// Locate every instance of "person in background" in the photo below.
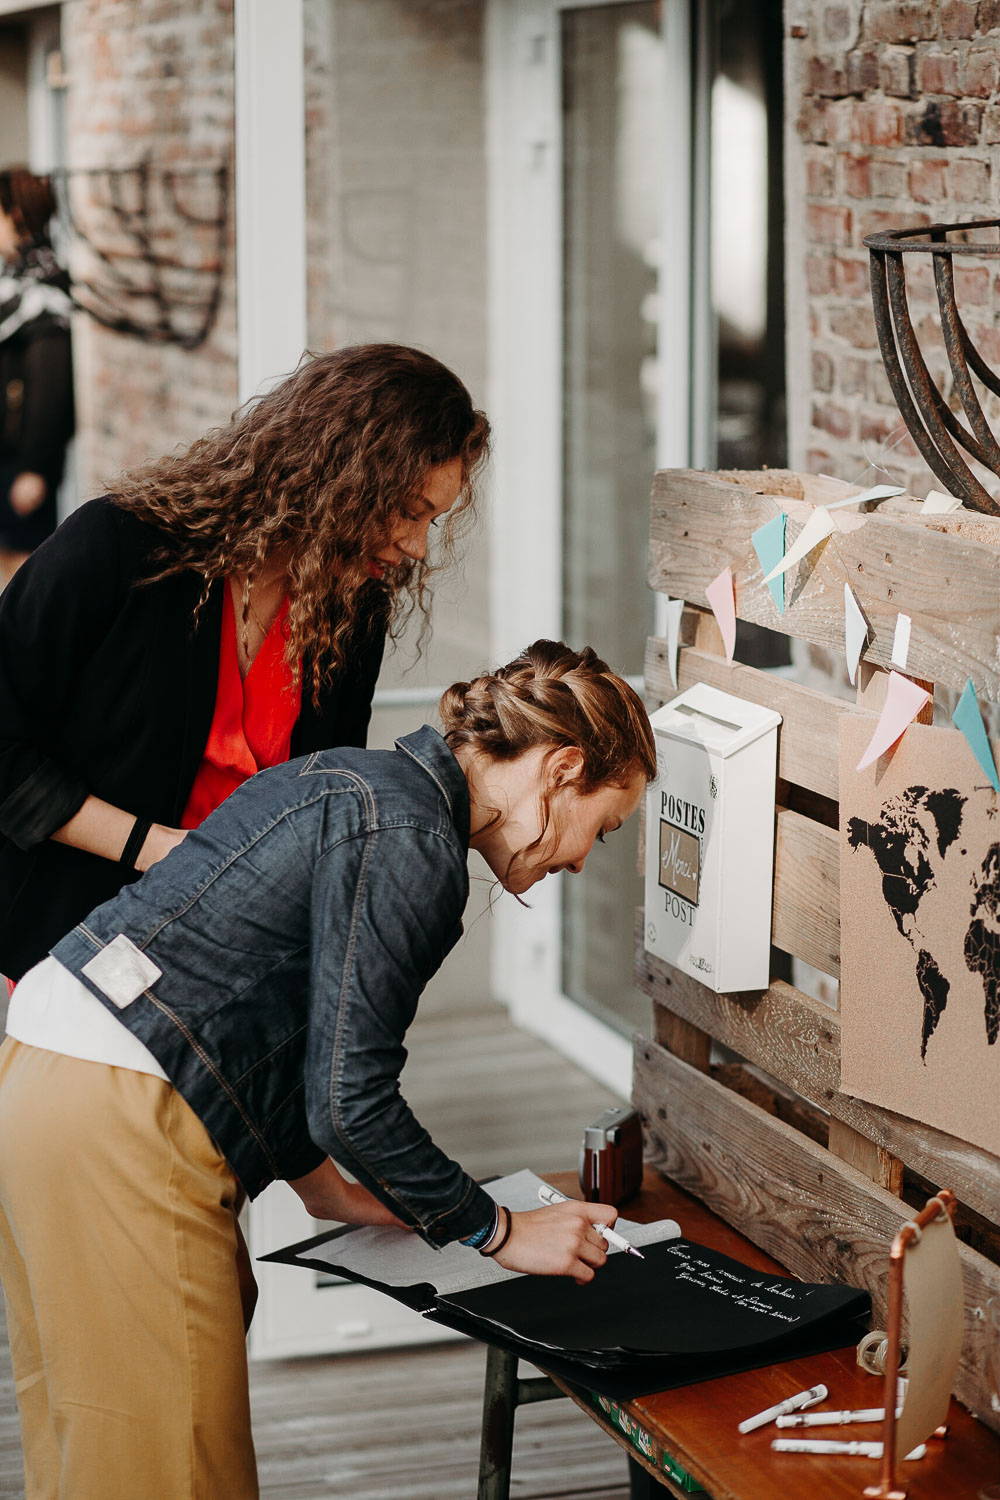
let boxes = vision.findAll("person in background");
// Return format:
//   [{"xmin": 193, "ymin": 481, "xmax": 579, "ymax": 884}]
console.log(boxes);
[
  {"xmin": 0, "ymin": 168, "xmax": 74, "ymax": 589},
  {"xmin": 0, "ymin": 639, "xmax": 655, "ymax": 1500}
]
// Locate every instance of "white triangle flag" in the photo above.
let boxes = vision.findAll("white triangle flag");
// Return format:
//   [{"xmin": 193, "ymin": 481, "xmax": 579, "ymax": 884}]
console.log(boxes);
[
  {"xmin": 824, "ymin": 483, "xmax": 905, "ymax": 511},
  {"xmin": 891, "ymin": 613, "xmax": 912, "ymax": 670},
  {"xmin": 844, "ymin": 583, "xmax": 868, "ymax": 686},
  {"xmin": 761, "ymin": 507, "xmax": 835, "ymax": 584},
  {"xmin": 665, "ymin": 598, "xmax": 685, "ymax": 689},
  {"xmin": 922, "ymin": 488, "xmax": 962, "ymax": 514}
]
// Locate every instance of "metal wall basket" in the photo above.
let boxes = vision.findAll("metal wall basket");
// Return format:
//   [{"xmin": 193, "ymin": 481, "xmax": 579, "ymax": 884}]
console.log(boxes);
[{"xmin": 864, "ymin": 218, "xmax": 1000, "ymax": 516}]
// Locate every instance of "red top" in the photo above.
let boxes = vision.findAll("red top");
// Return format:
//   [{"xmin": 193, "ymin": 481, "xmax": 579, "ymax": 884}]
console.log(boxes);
[{"xmin": 181, "ymin": 589, "xmax": 302, "ymax": 830}]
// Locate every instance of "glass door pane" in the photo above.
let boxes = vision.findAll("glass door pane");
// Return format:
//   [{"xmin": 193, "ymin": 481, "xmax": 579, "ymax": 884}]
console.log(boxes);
[{"xmin": 560, "ymin": 1, "xmax": 663, "ymax": 1036}]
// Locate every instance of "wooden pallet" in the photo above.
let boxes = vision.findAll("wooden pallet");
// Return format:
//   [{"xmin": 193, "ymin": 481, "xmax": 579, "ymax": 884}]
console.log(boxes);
[{"xmin": 632, "ymin": 468, "xmax": 1000, "ymax": 1435}]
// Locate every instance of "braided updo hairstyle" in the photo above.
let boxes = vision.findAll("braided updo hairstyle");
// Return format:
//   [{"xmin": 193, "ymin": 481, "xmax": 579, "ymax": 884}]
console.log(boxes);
[{"xmin": 439, "ymin": 640, "xmax": 656, "ymax": 806}]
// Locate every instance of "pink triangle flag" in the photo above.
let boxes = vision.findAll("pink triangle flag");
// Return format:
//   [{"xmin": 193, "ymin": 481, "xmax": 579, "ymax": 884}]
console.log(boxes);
[
  {"xmin": 855, "ymin": 671, "xmax": 931, "ymax": 772},
  {"xmin": 705, "ymin": 567, "xmax": 736, "ymax": 663}
]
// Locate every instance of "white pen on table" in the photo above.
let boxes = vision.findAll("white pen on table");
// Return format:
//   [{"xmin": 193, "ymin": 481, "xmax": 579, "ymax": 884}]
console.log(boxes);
[
  {"xmin": 775, "ymin": 1406, "xmax": 902, "ymax": 1428},
  {"xmin": 737, "ymin": 1384, "xmax": 828, "ymax": 1434},
  {"xmin": 536, "ymin": 1184, "xmax": 644, "ymax": 1259},
  {"xmin": 771, "ymin": 1438, "xmax": 926, "ymax": 1460}
]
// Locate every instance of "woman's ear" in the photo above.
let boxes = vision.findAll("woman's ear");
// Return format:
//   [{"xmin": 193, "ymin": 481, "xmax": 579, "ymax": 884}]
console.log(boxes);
[{"xmin": 548, "ymin": 745, "xmax": 584, "ymax": 787}]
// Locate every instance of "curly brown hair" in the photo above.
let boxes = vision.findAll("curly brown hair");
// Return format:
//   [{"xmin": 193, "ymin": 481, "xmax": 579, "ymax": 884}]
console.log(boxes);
[{"xmin": 111, "ymin": 344, "xmax": 490, "ymax": 702}]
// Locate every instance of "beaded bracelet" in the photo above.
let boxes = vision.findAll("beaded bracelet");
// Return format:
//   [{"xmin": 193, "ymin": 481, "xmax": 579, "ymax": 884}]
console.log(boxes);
[{"xmin": 480, "ymin": 1204, "xmax": 513, "ymax": 1258}]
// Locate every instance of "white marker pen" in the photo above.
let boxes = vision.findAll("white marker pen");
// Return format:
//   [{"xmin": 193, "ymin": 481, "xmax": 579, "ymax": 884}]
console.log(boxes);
[
  {"xmin": 537, "ymin": 1184, "xmax": 645, "ymax": 1260},
  {"xmin": 738, "ymin": 1384, "xmax": 828, "ymax": 1434},
  {"xmin": 771, "ymin": 1438, "xmax": 926, "ymax": 1459},
  {"xmin": 776, "ymin": 1407, "xmax": 902, "ymax": 1428}
]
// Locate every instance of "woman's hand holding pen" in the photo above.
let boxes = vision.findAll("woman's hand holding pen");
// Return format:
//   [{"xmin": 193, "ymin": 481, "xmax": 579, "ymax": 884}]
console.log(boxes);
[{"xmin": 492, "ymin": 1200, "xmax": 617, "ymax": 1283}]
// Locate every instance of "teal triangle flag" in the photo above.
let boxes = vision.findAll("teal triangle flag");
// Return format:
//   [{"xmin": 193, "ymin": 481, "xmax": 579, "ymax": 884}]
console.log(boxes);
[
  {"xmin": 952, "ymin": 678, "xmax": 1000, "ymax": 793},
  {"xmin": 752, "ymin": 513, "xmax": 787, "ymax": 614}
]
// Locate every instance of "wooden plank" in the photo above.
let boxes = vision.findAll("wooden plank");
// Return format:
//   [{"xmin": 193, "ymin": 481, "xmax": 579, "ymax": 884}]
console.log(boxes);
[
  {"xmin": 648, "ymin": 469, "xmax": 1000, "ymax": 698},
  {"xmin": 634, "ymin": 928, "xmax": 1000, "ymax": 1228},
  {"xmin": 655, "ymin": 1012, "xmax": 711, "ymax": 1073},
  {"xmin": 828, "ymin": 1117, "xmax": 904, "ymax": 1196},
  {"xmin": 633, "ymin": 1036, "xmax": 1000, "ymax": 1427},
  {"xmin": 646, "ymin": 634, "xmax": 854, "ymax": 802},
  {"xmin": 772, "ymin": 807, "xmax": 840, "ymax": 978}
]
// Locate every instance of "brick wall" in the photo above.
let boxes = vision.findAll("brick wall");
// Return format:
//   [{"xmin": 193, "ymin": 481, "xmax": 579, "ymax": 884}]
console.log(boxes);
[
  {"xmin": 785, "ymin": 0, "xmax": 1000, "ymax": 502},
  {"xmin": 61, "ymin": 0, "xmax": 237, "ymax": 498}
]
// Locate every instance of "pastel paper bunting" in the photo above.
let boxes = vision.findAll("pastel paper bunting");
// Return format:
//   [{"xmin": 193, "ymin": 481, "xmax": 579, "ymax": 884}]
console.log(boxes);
[
  {"xmin": 761, "ymin": 507, "xmax": 835, "ymax": 584},
  {"xmin": 752, "ymin": 513, "xmax": 787, "ymax": 614},
  {"xmin": 664, "ymin": 597, "xmax": 685, "ymax": 689},
  {"xmin": 705, "ymin": 567, "xmax": 736, "ymax": 663},
  {"xmin": 824, "ymin": 483, "xmax": 906, "ymax": 511},
  {"xmin": 844, "ymin": 583, "xmax": 868, "ymax": 686},
  {"xmin": 922, "ymin": 488, "xmax": 963, "ymax": 515},
  {"xmin": 891, "ymin": 613, "xmax": 912, "ymax": 670},
  {"xmin": 952, "ymin": 678, "xmax": 1000, "ymax": 793},
  {"xmin": 855, "ymin": 672, "xmax": 931, "ymax": 772}
]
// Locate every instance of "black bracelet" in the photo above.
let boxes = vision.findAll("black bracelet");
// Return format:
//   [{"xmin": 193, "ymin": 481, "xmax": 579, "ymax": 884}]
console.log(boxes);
[
  {"xmin": 480, "ymin": 1204, "xmax": 513, "ymax": 1258},
  {"xmin": 120, "ymin": 816, "xmax": 153, "ymax": 871}
]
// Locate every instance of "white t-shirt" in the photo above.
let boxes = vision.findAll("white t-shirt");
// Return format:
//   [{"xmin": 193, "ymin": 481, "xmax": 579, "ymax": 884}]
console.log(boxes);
[{"xmin": 6, "ymin": 955, "xmax": 168, "ymax": 1081}]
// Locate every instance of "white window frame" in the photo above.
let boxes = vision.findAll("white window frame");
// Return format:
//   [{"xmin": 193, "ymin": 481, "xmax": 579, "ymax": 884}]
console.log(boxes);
[{"xmin": 485, "ymin": 0, "xmax": 700, "ymax": 1097}]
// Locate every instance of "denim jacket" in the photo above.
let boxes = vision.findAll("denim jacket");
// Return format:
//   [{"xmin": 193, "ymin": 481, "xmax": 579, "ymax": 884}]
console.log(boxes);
[{"xmin": 52, "ymin": 726, "xmax": 496, "ymax": 1247}]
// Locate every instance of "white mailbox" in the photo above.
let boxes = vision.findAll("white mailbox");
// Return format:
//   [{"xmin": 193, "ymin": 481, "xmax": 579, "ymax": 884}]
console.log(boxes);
[{"xmin": 644, "ymin": 682, "xmax": 781, "ymax": 993}]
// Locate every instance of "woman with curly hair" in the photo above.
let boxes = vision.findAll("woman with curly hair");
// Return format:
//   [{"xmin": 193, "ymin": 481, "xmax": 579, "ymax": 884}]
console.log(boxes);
[{"xmin": 0, "ymin": 342, "xmax": 489, "ymax": 985}]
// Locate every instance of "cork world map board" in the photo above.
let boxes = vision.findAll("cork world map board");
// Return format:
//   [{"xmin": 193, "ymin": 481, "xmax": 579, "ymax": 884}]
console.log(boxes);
[{"xmin": 839, "ymin": 718, "xmax": 1000, "ymax": 1156}]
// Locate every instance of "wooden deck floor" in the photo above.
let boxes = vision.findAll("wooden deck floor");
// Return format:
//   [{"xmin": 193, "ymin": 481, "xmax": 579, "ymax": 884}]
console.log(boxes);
[{"xmin": 0, "ymin": 1003, "xmax": 635, "ymax": 1499}]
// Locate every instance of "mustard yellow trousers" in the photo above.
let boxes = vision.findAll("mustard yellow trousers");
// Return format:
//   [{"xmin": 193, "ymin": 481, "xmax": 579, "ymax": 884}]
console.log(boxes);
[{"xmin": 0, "ymin": 1037, "xmax": 258, "ymax": 1499}]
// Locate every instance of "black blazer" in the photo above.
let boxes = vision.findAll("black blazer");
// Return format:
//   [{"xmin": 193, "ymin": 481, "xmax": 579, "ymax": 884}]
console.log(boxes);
[{"xmin": 0, "ymin": 497, "xmax": 386, "ymax": 979}]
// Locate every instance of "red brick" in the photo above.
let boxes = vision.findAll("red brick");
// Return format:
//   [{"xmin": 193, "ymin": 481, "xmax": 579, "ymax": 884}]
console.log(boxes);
[
  {"xmin": 870, "ymin": 159, "xmax": 907, "ymax": 196},
  {"xmin": 809, "ymin": 55, "xmax": 848, "ymax": 95},
  {"xmin": 829, "ymin": 306, "xmax": 879, "ymax": 348},
  {"xmin": 970, "ymin": 324, "xmax": 1000, "ymax": 366},
  {"xmin": 978, "ymin": 0, "xmax": 1000, "ymax": 31},
  {"xmin": 940, "ymin": 0, "xmax": 978, "ymax": 34},
  {"xmin": 807, "ymin": 202, "xmax": 852, "ymax": 245},
  {"xmin": 835, "ymin": 256, "xmax": 871, "ymax": 297},
  {"xmin": 859, "ymin": 409, "xmax": 901, "ymax": 445},
  {"xmin": 813, "ymin": 350, "xmax": 835, "ymax": 392},
  {"xmin": 846, "ymin": 49, "xmax": 881, "ymax": 94},
  {"xmin": 850, "ymin": 100, "xmax": 903, "ymax": 145},
  {"xmin": 865, "ymin": 3, "xmax": 938, "ymax": 43},
  {"xmin": 985, "ymin": 104, "xmax": 1000, "ymax": 143},
  {"xmin": 824, "ymin": 5, "xmax": 852, "ymax": 41},
  {"xmin": 905, "ymin": 100, "xmax": 983, "ymax": 146},
  {"xmin": 838, "ymin": 356, "xmax": 870, "ymax": 396},
  {"xmin": 951, "ymin": 156, "xmax": 991, "ymax": 203},
  {"xmin": 909, "ymin": 157, "xmax": 949, "ymax": 202},
  {"xmin": 858, "ymin": 207, "xmax": 930, "ymax": 241},
  {"xmin": 954, "ymin": 266, "xmax": 991, "ymax": 304},
  {"xmin": 807, "ymin": 254, "xmax": 837, "ymax": 295},
  {"xmin": 807, "ymin": 447, "xmax": 834, "ymax": 474},
  {"xmin": 807, "ymin": 155, "xmax": 836, "ymax": 196},
  {"xmin": 813, "ymin": 401, "xmax": 853, "ymax": 440},
  {"xmin": 842, "ymin": 153, "xmax": 871, "ymax": 197},
  {"xmin": 920, "ymin": 49, "xmax": 962, "ymax": 95},
  {"xmin": 880, "ymin": 45, "xmax": 916, "ymax": 97},
  {"xmin": 962, "ymin": 48, "xmax": 1000, "ymax": 98}
]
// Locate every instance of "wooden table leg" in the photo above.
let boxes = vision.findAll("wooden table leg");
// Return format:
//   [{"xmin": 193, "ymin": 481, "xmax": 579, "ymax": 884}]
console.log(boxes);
[{"xmin": 478, "ymin": 1345, "xmax": 519, "ymax": 1500}]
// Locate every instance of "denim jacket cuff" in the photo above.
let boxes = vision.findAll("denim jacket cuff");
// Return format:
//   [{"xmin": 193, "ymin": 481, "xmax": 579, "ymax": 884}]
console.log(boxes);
[{"xmin": 419, "ymin": 1180, "xmax": 498, "ymax": 1248}]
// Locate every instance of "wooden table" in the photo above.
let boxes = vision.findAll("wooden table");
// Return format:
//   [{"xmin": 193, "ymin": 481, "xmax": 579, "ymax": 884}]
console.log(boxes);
[{"xmin": 476, "ymin": 1167, "xmax": 1000, "ymax": 1500}]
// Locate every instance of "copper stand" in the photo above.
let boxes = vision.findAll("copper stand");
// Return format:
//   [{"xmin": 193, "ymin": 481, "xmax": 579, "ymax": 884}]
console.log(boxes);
[{"xmin": 863, "ymin": 1189, "xmax": 956, "ymax": 1500}]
